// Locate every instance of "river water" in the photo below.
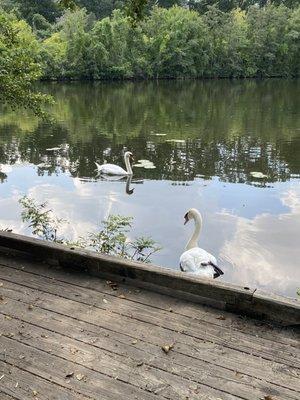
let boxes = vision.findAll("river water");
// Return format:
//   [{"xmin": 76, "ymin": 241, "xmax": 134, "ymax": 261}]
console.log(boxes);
[{"xmin": 0, "ymin": 80, "xmax": 299, "ymax": 298}]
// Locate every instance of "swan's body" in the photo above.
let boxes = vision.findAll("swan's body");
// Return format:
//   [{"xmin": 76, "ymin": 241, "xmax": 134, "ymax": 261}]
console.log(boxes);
[
  {"xmin": 96, "ymin": 151, "xmax": 133, "ymax": 176},
  {"xmin": 179, "ymin": 208, "xmax": 223, "ymax": 279}
]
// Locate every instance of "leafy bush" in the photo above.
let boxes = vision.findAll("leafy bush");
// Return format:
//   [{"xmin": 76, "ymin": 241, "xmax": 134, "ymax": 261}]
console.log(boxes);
[{"xmin": 19, "ymin": 196, "xmax": 161, "ymax": 263}]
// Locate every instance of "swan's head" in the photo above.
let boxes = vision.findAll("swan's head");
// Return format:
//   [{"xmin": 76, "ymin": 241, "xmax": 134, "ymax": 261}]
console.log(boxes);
[
  {"xmin": 184, "ymin": 208, "xmax": 202, "ymax": 225},
  {"xmin": 124, "ymin": 151, "xmax": 134, "ymax": 162}
]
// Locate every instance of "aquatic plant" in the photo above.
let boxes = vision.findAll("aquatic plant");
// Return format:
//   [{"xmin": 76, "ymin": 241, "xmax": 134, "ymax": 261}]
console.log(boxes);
[
  {"xmin": 19, "ymin": 196, "xmax": 161, "ymax": 263},
  {"xmin": 19, "ymin": 196, "xmax": 65, "ymax": 242}
]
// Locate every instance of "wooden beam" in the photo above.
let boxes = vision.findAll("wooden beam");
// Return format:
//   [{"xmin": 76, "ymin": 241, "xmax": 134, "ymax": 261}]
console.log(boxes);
[{"xmin": 0, "ymin": 231, "xmax": 299, "ymax": 325}]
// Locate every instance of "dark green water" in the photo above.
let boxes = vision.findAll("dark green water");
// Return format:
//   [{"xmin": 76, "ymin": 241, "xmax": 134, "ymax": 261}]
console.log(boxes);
[{"xmin": 0, "ymin": 80, "xmax": 299, "ymax": 297}]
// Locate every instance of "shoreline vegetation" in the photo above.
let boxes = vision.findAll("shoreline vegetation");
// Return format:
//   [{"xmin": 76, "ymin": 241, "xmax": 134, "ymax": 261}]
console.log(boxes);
[{"xmin": 1, "ymin": 1, "xmax": 299, "ymax": 114}]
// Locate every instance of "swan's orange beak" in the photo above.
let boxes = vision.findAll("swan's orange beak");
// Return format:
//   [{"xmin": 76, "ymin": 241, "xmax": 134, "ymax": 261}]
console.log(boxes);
[{"xmin": 184, "ymin": 213, "xmax": 189, "ymax": 225}]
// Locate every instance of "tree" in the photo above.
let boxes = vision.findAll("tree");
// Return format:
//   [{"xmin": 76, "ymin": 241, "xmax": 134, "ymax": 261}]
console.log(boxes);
[
  {"xmin": 3, "ymin": 0, "xmax": 62, "ymax": 23},
  {"xmin": 246, "ymin": 5, "xmax": 295, "ymax": 77},
  {"xmin": 88, "ymin": 10, "xmax": 137, "ymax": 78},
  {"xmin": 143, "ymin": 6, "xmax": 209, "ymax": 77},
  {"xmin": 0, "ymin": 10, "xmax": 51, "ymax": 114}
]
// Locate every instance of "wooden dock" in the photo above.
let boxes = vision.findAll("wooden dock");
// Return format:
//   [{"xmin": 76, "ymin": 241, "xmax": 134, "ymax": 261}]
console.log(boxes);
[{"xmin": 0, "ymin": 233, "xmax": 299, "ymax": 400}]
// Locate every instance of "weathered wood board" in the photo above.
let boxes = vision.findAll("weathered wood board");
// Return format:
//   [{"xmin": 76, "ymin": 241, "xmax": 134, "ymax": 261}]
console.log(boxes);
[
  {"xmin": 0, "ymin": 241, "xmax": 299, "ymax": 400},
  {"xmin": 0, "ymin": 231, "xmax": 299, "ymax": 325}
]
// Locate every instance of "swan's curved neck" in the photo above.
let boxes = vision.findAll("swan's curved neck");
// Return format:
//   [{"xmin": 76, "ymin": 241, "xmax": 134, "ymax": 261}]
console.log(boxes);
[
  {"xmin": 186, "ymin": 212, "xmax": 202, "ymax": 250},
  {"xmin": 124, "ymin": 155, "xmax": 133, "ymax": 175}
]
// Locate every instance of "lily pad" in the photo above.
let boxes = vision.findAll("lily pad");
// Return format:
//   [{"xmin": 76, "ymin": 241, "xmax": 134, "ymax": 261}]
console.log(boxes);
[
  {"xmin": 250, "ymin": 171, "xmax": 268, "ymax": 179},
  {"xmin": 165, "ymin": 139, "xmax": 186, "ymax": 144},
  {"xmin": 46, "ymin": 147, "xmax": 61, "ymax": 151}
]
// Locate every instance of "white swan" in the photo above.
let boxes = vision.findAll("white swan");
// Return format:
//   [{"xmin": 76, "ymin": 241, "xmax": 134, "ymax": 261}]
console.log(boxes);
[
  {"xmin": 179, "ymin": 208, "xmax": 224, "ymax": 279},
  {"xmin": 95, "ymin": 151, "xmax": 134, "ymax": 176}
]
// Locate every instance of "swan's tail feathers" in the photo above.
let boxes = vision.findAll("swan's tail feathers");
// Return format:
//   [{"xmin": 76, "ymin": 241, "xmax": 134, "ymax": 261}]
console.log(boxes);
[{"xmin": 209, "ymin": 262, "xmax": 224, "ymax": 279}]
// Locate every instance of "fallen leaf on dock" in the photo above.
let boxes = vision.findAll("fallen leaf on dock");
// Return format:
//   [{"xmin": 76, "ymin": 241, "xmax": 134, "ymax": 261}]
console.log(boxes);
[
  {"xmin": 161, "ymin": 343, "xmax": 174, "ymax": 354},
  {"xmin": 76, "ymin": 374, "xmax": 85, "ymax": 381},
  {"xmin": 136, "ymin": 361, "xmax": 144, "ymax": 367},
  {"xmin": 65, "ymin": 372, "xmax": 74, "ymax": 378},
  {"xmin": 106, "ymin": 280, "xmax": 118, "ymax": 290},
  {"xmin": 103, "ymin": 298, "xmax": 108, "ymax": 304},
  {"xmin": 32, "ymin": 390, "xmax": 38, "ymax": 396},
  {"xmin": 131, "ymin": 339, "xmax": 138, "ymax": 345},
  {"xmin": 216, "ymin": 315, "xmax": 226, "ymax": 320},
  {"xmin": 261, "ymin": 396, "xmax": 274, "ymax": 400},
  {"xmin": 28, "ymin": 304, "xmax": 34, "ymax": 310},
  {"xmin": 118, "ymin": 294, "xmax": 126, "ymax": 299}
]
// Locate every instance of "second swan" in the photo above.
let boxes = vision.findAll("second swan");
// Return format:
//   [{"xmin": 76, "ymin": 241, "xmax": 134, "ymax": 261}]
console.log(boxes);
[{"xmin": 180, "ymin": 208, "xmax": 224, "ymax": 279}]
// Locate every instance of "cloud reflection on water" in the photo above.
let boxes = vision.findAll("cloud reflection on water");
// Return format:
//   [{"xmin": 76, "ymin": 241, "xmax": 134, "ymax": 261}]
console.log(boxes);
[
  {"xmin": 220, "ymin": 183, "xmax": 300, "ymax": 297},
  {"xmin": 0, "ymin": 164, "xmax": 299, "ymax": 298}
]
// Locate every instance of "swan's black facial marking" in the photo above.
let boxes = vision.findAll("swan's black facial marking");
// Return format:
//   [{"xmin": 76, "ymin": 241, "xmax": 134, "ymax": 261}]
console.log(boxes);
[{"xmin": 184, "ymin": 212, "xmax": 189, "ymax": 225}]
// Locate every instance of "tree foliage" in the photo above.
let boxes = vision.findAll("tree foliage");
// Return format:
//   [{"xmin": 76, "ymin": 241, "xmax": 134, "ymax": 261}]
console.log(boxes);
[
  {"xmin": 0, "ymin": 11, "xmax": 51, "ymax": 114},
  {"xmin": 0, "ymin": 1, "xmax": 299, "ymax": 114},
  {"xmin": 38, "ymin": 4, "xmax": 299, "ymax": 79}
]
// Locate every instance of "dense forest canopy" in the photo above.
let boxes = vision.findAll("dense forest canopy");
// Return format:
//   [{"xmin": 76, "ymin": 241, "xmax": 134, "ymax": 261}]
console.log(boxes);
[{"xmin": 0, "ymin": 0, "xmax": 299, "ymax": 112}]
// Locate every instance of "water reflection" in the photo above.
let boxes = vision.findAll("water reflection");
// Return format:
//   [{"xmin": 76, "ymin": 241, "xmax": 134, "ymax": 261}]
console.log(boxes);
[
  {"xmin": 0, "ymin": 80, "xmax": 299, "ymax": 297},
  {"xmin": 125, "ymin": 175, "xmax": 135, "ymax": 195}
]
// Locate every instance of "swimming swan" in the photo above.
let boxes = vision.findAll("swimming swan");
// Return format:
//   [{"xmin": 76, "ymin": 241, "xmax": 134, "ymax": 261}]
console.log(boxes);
[
  {"xmin": 179, "ymin": 208, "xmax": 224, "ymax": 279},
  {"xmin": 95, "ymin": 151, "xmax": 134, "ymax": 175}
]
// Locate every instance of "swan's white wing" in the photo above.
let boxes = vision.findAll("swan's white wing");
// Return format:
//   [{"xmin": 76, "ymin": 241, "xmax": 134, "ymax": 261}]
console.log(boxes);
[
  {"xmin": 180, "ymin": 247, "xmax": 221, "ymax": 278},
  {"xmin": 96, "ymin": 163, "xmax": 128, "ymax": 176}
]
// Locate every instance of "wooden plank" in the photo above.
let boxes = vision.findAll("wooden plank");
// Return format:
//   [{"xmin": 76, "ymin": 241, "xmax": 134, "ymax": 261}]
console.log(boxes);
[
  {"xmin": 0, "ymin": 361, "xmax": 92, "ymax": 400},
  {"xmin": 1, "ymin": 252, "xmax": 298, "ymax": 348},
  {"xmin": 1, "ymin": 335, "xmax": 241, "ymax": 400},
  {"xmin": 1, "ymin": 265, "xmax": 299, "ymax": 369},
  {"xmin": 1, "ymin": 280, "xmax": 300, "ymax": 393},
  {"xmin": 3, "ymin": 315, "xmax": 288, "ymax": 400},
  {"xmin": 1, "ymin": 335, "xmax": 169, "ymax": 400},
  {"xmin": 0, "ymin": 395, "xmax": 19, "ymax": 400},
  {"xmin": 4, "ymin": 313, "xmax": 300, "ymax": 400},
  {"xmin": 1, "ymin": 232, "xmax": 299, "ymax": 325}
]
